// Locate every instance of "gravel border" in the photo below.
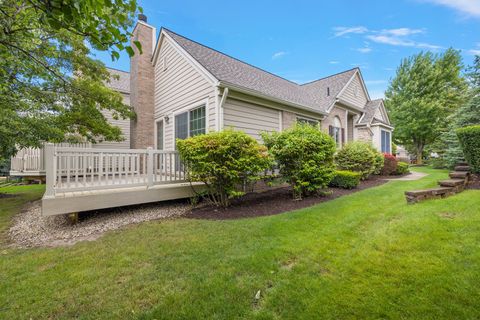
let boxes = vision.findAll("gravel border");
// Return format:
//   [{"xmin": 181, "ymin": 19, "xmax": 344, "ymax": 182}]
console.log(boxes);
[{"xmin": 8, "ymin": 200, "xmax": 191, "ymax": 248}]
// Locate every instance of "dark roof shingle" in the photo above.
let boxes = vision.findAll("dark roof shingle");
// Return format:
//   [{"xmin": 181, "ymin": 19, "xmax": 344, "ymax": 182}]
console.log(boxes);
[
  {"xmin": 106, "ymin": 68, "xmax": 130, "ymax": 93},
  {"xmin": 163, "ymin": 29, "xmax": 359, "ymax": 113}
]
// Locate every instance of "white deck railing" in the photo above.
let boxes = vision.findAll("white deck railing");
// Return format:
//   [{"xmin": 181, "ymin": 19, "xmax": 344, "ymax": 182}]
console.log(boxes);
[
  {"xmin": 44, "ymin": 144, "xmax": 187, "ymax": 196},
  {"xmin": 10, "ymin": 143, "xmax": 92, "ymax": 174}
]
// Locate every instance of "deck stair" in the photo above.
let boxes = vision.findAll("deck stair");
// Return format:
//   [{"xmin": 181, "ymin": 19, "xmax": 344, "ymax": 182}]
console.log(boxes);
[{"xmin": 405, "ymin": 162, "xmax": 470, "ymax": 204}]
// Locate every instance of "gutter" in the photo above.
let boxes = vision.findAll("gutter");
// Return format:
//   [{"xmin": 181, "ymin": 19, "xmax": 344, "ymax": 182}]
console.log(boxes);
[
  {"xmin": 218, "ymin": 81, "xmax": 328, "ymax": 117},
  {"xmin": 217, "ymin": 87, "xmax": 229, "ymax": 130}
]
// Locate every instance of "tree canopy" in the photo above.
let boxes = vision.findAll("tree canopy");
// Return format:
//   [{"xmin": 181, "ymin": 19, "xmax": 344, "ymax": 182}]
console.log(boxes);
[
  {"xmin": 385, "ymin": 48, "xmax": 467, "ymax": 164},
  {"xmin": 0, "ymin": 0, "xmax": 141, "ymax": 158}
]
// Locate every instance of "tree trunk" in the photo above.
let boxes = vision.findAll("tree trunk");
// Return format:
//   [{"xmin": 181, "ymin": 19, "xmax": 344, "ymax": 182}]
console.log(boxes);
[{"xmin": 416, "ymin": 145, "xmax": 424, "ymax": 165}]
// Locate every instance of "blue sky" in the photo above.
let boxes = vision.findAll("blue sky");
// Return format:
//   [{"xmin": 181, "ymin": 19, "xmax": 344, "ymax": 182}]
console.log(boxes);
[{"xmin": 95, "ymin": 0, "xmax": 480, "ymax": 99}]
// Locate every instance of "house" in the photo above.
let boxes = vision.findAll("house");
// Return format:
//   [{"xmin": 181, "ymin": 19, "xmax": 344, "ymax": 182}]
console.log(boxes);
[
  {"xmin": 126, "ymin": 15, "xmax": 393, "ymax": 154},
  {"xmin": 11, "ymin": 15, "xmax": 394, "ymax": 216}
]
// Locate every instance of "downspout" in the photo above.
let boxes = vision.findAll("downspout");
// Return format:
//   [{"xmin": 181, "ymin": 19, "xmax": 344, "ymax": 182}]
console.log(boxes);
[{"xmin": 218, "ymin": 87, "xmax": 229, "ymax": 130}]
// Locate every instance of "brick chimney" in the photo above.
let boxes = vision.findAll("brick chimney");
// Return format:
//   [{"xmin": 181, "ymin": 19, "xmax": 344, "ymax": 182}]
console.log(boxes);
[{"xmin": 130, "ymin": 15, "xmax": 156, "ymax": 149}]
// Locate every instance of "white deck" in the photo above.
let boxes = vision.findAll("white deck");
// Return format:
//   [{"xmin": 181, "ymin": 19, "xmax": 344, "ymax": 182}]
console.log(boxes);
[{"xmin": 14, "ymin": 144, "xmax": 204, "ymax": 216}]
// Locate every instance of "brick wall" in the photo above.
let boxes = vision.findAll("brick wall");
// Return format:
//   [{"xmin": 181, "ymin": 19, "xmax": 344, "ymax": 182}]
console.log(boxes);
[
  {"xmin": 130, "ymin": 22, "xmax": 155, "ymax": 149},
  {"xmin": 356, "ymin": 127, "xmax": 372, "ymax": 142}
]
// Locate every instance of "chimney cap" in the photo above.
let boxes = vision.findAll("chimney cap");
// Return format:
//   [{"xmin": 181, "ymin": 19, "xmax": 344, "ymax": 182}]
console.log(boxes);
[{"xmin": 138, "ymin": 14, "xmax": 147, "ymax": 23}]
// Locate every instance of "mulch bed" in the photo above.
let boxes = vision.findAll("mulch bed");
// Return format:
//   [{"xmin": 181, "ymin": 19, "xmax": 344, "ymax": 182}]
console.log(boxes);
[{"xmin": 186, "ymin": 176, "xmax": 389, "ymax": 220}]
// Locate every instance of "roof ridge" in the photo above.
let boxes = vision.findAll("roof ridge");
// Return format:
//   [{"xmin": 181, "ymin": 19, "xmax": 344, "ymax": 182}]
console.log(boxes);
[
  {"xmin": 106, "ymin": 66, "xmax": 129, "ymax": 74},
  {"xmin": 162, "ymin": 27, "xmax": 302, "ymax": 86},
  {"xmin": 300, "ymin": 67, "xmax": 358, "ymax": 86}
]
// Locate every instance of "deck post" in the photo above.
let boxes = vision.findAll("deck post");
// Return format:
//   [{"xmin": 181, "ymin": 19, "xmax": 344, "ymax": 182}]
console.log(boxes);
[
  {"xmin": 147, "ymin": 147, "xmax": 154, "ymax": 188},
  {"xmin": 44, "ymin": 143, "xmax": 55, "ymax": 197}
]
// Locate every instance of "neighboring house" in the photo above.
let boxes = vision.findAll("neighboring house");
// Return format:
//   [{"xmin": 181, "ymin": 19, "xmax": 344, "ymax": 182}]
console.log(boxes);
[{"xmin": 124, "ymin": 16, "xmax": 393, "ymax": 154}]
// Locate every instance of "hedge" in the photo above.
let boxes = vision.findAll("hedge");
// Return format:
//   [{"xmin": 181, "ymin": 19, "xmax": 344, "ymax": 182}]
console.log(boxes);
[
  {"xmin": 456, "ymin": 125, "xmax": 480, "ymax": 173},
  {"xmin": 329, "ymin": 170, "xmax": 361, "ymax": 189},
  {"xmin": 395, "ymin": 162, "xmax": 410, "ymax": 175},
  {"xmin": 335, "ymin": 141, "xmax": 378, "ymax": 180},
  {"xmin": 177, "ymin": 129, "xmax": 272, "ymax": 207},
  {"xmin": 262, "ymin": 124, "xmax": 336, "ymax": 200},
  {"xmin": 381, "ymin": 153, "xmax": 398, "ymax": 175}
]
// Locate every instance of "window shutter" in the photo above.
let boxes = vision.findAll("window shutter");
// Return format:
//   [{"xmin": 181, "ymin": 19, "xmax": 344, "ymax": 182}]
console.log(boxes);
[
  {"xmin": 329, "ymin": 125, "xmax": 333, "ymax": 136},
  {"xmin": 341, "ymin": 128, "xmax": 345, "ymax": 144}
]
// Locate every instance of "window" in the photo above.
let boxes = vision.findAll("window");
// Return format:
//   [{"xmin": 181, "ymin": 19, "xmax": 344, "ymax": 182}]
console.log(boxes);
[
  {"xmin": 297, "ymin": 117, "xmax": 319, "ymax": 127},
  {"xmin": 381, "ymin": 130, "xmax": 391, "ymax": 153},
  {"xmin": 156, "ymin": 120, "xmax": 164, "ymax": 150},
  {"xmin": 329, "ymin": 116, "xmax": 343, "ymax": 147},
  {"xmin": 174, "ymin": 105, "xmax": 206, "ymax": 147}
]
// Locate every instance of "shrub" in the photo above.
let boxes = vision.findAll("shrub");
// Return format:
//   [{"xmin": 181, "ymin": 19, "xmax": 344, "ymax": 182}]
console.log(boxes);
[
  {"xmin": 177, "ymin": 129, "xmax": 272, "ymax": 207},
  {"xmin": 381, "ymin": 153, "xmax": 398, "ymax": 175},
  {"xmin": 335, "ymin": 141, "xmax": 378, "ymax": 180},
  {"xmin": 262, "ymin": 124, "xmax": 336, "ymax": 200},
  {"xmin": 329, "ymin": 170, "xmax": 361, "ymax": 189},
  {"xmin": 372, "ymin": 148, "xmax": 385, "ymax": 175},
  {"xmin": 456, "ymin": 125, "xmax": 480, "ymax": 173},
  {"xmin": 395, "ymin": 162, "xmax": 410, "ymax": 175}
]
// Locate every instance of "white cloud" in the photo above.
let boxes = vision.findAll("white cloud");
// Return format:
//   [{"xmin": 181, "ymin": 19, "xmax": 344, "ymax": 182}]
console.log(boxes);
[
  {"xmin": 422, "ymin": 0, "xmax": 480, "ymax": 17},
  {"xmin": 329, "ymin": 60, "xmax": 340, "ymax": 64},
  {"xmin": 272, "ymin": 51, "xmax": 288, "ymax": 59},
  {"xmin": 468, "ymin": 49, "xmax": 480, "ymax": 55},
  {"xmin": 356, "ymin": 47, "xmax": 372, "ymax": 53},
  {"xmin": 333, "ymin": 26, "xmax": 442, "ymax": 50},
  {"xmin": 333, "ymin": 26, "xmax": 368, "ymax": 37},
  {"xmin": 366, "ymin": 29, "xmax": 442, "ymax": 50},
  {"xmin": 380, "ymin": 28, "xmax": 425, "ymax": 36}
]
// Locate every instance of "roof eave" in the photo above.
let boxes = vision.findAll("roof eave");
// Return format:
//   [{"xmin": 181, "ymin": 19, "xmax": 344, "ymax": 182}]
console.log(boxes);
[{"xmin": 218, "ymin": 81, "xmax": 328, "ymax": 116}]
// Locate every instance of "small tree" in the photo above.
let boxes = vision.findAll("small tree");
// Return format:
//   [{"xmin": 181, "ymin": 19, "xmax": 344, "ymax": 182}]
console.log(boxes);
[
  {"xmin": 335, "ymin": 141, "xmax": 378, "ymax": 180},
  {"xmin": 262, "ymin": 124, "xmax": 336, "ymax": 200},
  {"xmin": 176, "ymin": 130, "xmax": 272, "ymax": 207}
]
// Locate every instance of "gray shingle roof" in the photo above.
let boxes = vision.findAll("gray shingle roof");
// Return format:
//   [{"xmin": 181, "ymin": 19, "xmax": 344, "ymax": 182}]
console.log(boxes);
[
  {"xmin": 163, "ymin": 29, "xmax": 358, "ymax": 113},
  {"xmin": 106, "ymin": 68, "xmax": 130, "ymax": 93},
  {"xmin": 301, "ymin": 68, "xmax": 358, "ymax": 112},
  {"xmin": 359, "ymin": 99, "xmax": 383, "ymax": 124}
]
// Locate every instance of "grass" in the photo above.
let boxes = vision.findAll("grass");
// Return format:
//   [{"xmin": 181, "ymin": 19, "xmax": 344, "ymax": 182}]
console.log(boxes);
[
  {"xmin": 1, "ymin": 167, "xmax": 479, "ymax": 319},
  {"xmin": 0, "ymin": 184, "xmax": 44, "ymax": 244}
]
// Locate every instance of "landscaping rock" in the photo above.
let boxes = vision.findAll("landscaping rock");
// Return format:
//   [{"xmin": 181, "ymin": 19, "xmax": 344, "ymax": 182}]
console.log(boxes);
[{"xmin": 8, "ymin": 200, "xmax": 190, "ymax": 248}]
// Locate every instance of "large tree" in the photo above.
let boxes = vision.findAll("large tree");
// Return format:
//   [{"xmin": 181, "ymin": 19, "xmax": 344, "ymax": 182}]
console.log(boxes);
[
  {"xmin": 385, "ymin": 49, "xmax": 467, "ymax": 164},
  {"xmin": 0, "ymin": 0, "xmax": 141, "ymax": 159}
]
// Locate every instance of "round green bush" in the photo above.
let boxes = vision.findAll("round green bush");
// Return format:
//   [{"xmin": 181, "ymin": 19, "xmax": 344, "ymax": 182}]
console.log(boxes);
[
  {"xmin": 395, "ymin": 162, "xmax": 410, "ymax": 175},
  {"xmin": 329, "ymin": 170, "xmax": 361, "ymax": 189},
  {"xmin": 177, "ymin": 129, "xmax": 272, "ymax": 207},
  {"xmin": 456, "ymin": 125, "xmax": 480, "ymax": 173},
  {"xmin": 262, "ymin": 124, "xmax": 336, "ymax": 200},
  {"xmin": 335, "ymin": 141, "xmax": 378, "ymax": 180}
]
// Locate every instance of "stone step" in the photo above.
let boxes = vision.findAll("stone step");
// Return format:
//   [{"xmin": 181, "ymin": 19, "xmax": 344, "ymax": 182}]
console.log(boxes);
[
  {"xmin": 456, "ymin": 161, "xmax": 468, "ymax": 166},
  {"xmin": 438, "ymin": 179, "xmax": 465, "ymax": 187},
  {"xmin": 454, "ymin": 165, "xmax": 471, "ymax": 172},
  {"xmin": 405, "ymin": 187, "xmax": 455, "ymax": 203},
  {"xmin": 405, "ymin": 187, "xmax": 454, "ymax": 197},
  {"xmin": 449, "ymin": 171, "xmax": 469, "ymax": 179}
]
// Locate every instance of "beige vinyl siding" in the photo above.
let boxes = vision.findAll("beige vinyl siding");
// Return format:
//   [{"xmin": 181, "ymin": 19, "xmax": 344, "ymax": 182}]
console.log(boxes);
[
  {"xmin": 339, "ymin": 73, "xmax": 368, "ymax": 108},
  {"xmin": 154, "ymin": 37, "xmax": 216, "ymax": 150},
  {"xmin": 94, "ymin": 93, "xmax": 131, "ymax": 149},
  {"xmin": 223, "ymin": 98, "xmax": 280, "ymax": 141},
  {"xmin": 374, "ymin": 107, "xmax": 385, "ymax": 122}
]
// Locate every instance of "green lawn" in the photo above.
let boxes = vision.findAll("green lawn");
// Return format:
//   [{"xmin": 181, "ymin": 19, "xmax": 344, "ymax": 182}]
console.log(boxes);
[{"xmin": 1, "ymin": 168, "xmax": 479, "ymax": 319}]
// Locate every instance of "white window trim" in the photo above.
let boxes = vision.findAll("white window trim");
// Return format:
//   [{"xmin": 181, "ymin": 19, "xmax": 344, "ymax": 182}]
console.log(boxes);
[
  {"xmin": 172, "ymin": 98, "xmax": 210, "ymax": 146},
  {"xmin": 296, "ymin": 116, "xmax": 320, "ymax": 127},
  {"xmin": 154, "ymin": 118, "xmax": 165, "ymax": 150}
]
